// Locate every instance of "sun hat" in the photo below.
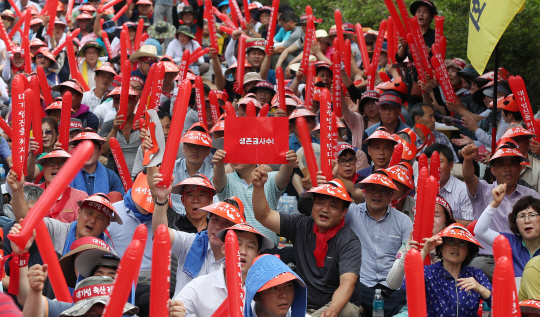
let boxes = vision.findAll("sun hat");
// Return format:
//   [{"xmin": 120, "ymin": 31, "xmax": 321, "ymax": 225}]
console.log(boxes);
[
  {"xmin": 489, "ymin": 147, "xmax": 529, "ymax": 165},
  {"xmin": 252, "ymin": 5, "xmax": 271, "ymax": 22},
  {"xmin": 77, "ymin": 40, "xmax": 106, "ymax": 57},
  {"xmin": 356, "ymin": 170, "xmax": 398, "ymax": 190},
  {"xmin": 198, "ymin": 200, "xmax": 245, "ymax": 224},
  {"xmin": 172, "ymin": 174, "xmax": 217, "ymax": 196},
  {"xmin": 363, "ymin": 126, "xmax": 399, "ymax": 145},
  {"xmin": 501, "ymin": 126, "xmax": 537, "ymax": 140},
  {"xmin": 147, "ymin": 20, "xmax": 175, "ymax": 39},
  {"xmin": 176, "ymin": 25, "xmax": 195, "ymax": 39},
  {"xmin": 52, "ymin": 79, "xmax": 85, "ymax": 94},
  {"xmin": 224, "ymin": 60, "xmax": 252, "ymax": 76},
  {"xmin": 437, "ymin": 224, "xmax": 483, "ymax": 248},
  {"xmin": 78, "ymin": 194, "xmax": 123, "ymax": 224},
  {"xmin": 216, "ymin": 223, "xmax": 274, "ymax": 251},
  {"xmin": 35, "ymin": 148, "xmax": 71, "ymax": 166},
  {"xmin": 409, "ymin": 0, "xmax": 437, "ymax": 16},
  {"xmin": 129, "ymin": 45, "xmax": 159, "ymax": 62}
]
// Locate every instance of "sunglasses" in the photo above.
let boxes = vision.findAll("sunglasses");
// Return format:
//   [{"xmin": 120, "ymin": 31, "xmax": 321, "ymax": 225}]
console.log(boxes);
[{"xmin": 42, "ymin": 130, "xmax": 54, "ymax": 136}]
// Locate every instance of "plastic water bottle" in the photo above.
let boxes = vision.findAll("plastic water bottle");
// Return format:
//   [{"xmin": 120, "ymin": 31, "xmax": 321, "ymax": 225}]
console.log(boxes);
[
  {"xmin": 0, "ymin": 164, "xmax": 6, "ymax": 184},
  {"xmin": 373, "ymin": 289, "xmax": 384, "ymax": 317},
  {"xmin": 277, "ymin": 194, "xmax": 290, "ymax": 214},
  {"xmin": 190, "ymin": 65, "xmax": 200, "ymax": 76},
  {"xmin": 288, "ymin": 195, "xmax": 299, "ymax": 214}
]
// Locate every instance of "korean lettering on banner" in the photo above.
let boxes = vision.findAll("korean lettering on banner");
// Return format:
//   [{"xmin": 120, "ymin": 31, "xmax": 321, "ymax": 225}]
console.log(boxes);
[
  {"xmin": 223, "ymin": 117, "xmax": 288, "ymax": 164},
  {"xmin": 469, "ymin": 0, "xmax": 486, "ymax": 32},
  {"xmin": 178, "ymin": 60, "xmax": 188, "ymax": 83},
  {"xmin": 406, "ymin": 34, "xmax": 427, "ymax": 84},
  {"xmin": 517, "ymin": 89, "xmax": 534, "ymax": 129}
]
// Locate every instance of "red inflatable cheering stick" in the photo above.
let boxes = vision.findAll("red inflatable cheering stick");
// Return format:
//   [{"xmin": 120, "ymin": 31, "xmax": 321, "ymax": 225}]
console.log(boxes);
[
  {"xmin": 36, "ymin": 66, "xmax": 54, "ymax": 106},
  {"xmin": 276, "ymin": 67, "xmax": 286, "ymax": 111},
  {"xmin": 225, "ymin": 230, "xmax": 244, "ymax": 317},
  {"xmin": 177, "ymin": 49, "xmax": 190, "ymax": 83},
  {"xmin": 412, "ymin": 167, "xmax": 428, "ymax": 243},
  {"xmin": 510, "ymin": 75, "xmax": 540, "ymax": 142},
  {"xmin": 58, "ymin": 92, "xmax": 72, "ymax": 151},
  {"xmin": 389, "ymin": 143, "xmax": 403, "ymax": 167},
  {"xmin": 209, "ymin": 91, "xmax": 221, "ymax": 124},
  {"xmin": 492, "ymin": 235, "xmax": 521, "ymax": 317},
  {"xmin": 355, "ymin": 23, "xmax": 370, "ymax": 68},
  {"xmin": 52, "ymin": 29, "xmax": 81, "ymax": 56},
  {"xmin": 118, "ymin": 59, "xmax": 132, "ymax": 129},
  {"xmin": 205, "ymin": 0, "xmax": 218, "ymax": 51},
  {"xmin": 265, "ymin": 0, "xmax": 279, "ymax": 55},
  {"xmin": 11, "ymin": 75, "xmax": 26, "ymax": 181},
  {"xmin": 133, "ymin": 64, "xmax": 156, "ymax": 128},
  {"xmin": 110, "ymin": 138, "xmax": 134, "ymax": 192},
  {"xmin": 406, "ymin": 33, "xmax": 427, "ymax": 86},
  {"xmin": 383, "ymin": 0, "xmax": 407, "ymax": 38},
  {"xmin": 405, "ymin": 248, "xmax": 427, "ymax": 317},
  {"xmin": 35, "ymin": 222, "xmax": 72, "ymax": 302},
  {"xmin": 431, "ymin": 44, "xmax": 457, "ymax": 104},
  {"xmin": 332, "ymin": 46, "xmax": 342, "ymax": 118},
  {"xmin": 102, "ymin": 236, "xmax": 146, "ymax": 317},
  {"xmin": 409, "ymin": 17, "xmax": 433, "ymax": 74},
  {"xmin": 148, "ymin": 62, "xmax": 165, "ymax": 111},
  {"xmin": 304, "ymin": 64, "xmax": 316, "ymax": 111},
  {"xmin": 492, "ymin": 256, "xmax": 521, "ymax": 317},
  {"xmin": 195, "ymin": 76, "xmax": 208, "ymax": 127},
  {"xmin": 235, "ymin": 37, "xmax": 246, "ymax": 95},
  {"xmin": 158, "ymin": 80, "xmax": 191, "ymax": 187},
  {"xmin": 296, "ymin": 117, "xmax": 319, "ymax": 187},
  {"xmin": 434, "ymin": 16, "xmax": 445, "ymax": 44},
  {"xmin": 320, "ymin": 89, "xmax": 333, "ymax": 181},
  {"xmin": 8, "ymin": 141, "xmax": 94, "ymax": 250},
  {"xmin": 150, "ymin": 225, "xmax": 171, "ymax": 317},
  {"xmin": 300, "ymin": 7, "xmax": 315, "ymax": 73},
  {"xmin": 29, "ymin": 79, "xmax": 43, "ymax": 154}
]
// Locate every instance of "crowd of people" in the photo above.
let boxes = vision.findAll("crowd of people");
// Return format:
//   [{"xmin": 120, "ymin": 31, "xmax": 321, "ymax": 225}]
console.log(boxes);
[{"xmin": 0, "ymin": 0, "xmax": 538, "ymax": 316}]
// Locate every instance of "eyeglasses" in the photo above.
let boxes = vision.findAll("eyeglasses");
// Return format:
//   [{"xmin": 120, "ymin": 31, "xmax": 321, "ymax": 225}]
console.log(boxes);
[
  {"xmin": 517, "ymin": 212, "xmax": 540, "ymax": 222},
  {"xmin": 42, "ymin": 130, "xmax": 54, "ymax": 136},
  {"xmin": 45, "ymin": 160, "xmax": 65, "ymax": 167},
  {"xmin": 444, "ymin": 239, "xmax": 467, "ymax": 248},
  {"xmin": 338, "ymin": 158, "xmax": 357, "ymax": 166},
  {"xmin": 364, "ymin": 186, "xmax": 393, "ymax": 196},
  {"xmin": 35, "ymin": 54, "xmax": 46, "ymax": 60}
]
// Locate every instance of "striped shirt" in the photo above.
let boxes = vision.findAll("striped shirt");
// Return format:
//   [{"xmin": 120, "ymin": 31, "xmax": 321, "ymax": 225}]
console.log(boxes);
[
  {"xmin": 217, "ymin": 171, "xmax": 283, "ymax": 246},
  {"xmin": 439, "ymin": 175, "xmax": 473, "ymax": 221}
]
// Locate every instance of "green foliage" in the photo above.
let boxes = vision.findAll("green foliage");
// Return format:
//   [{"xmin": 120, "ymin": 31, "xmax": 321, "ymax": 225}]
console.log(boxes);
[{"xmin": 269, "ymin": 0, "xmax": 540, "ymax": 108}]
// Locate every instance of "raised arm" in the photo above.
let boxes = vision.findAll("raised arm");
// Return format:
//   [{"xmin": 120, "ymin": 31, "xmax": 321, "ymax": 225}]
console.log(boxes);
[
  {"xmin": 461, "ymin": 144, "xmax": 480, "ymax": 197},
  {"xmin": 150, "ymin": 170, "xmax": 175, "ymax": 244},
  {"xmin": 210, "ymin": 47, "xmax": 226, "ymax": 90},
  {"xmin": 474, "ymin": 184, "xmax": 506, "ymax": 245},
  {"xmin": 212, "ymin": 149, "xmax": 228, "ymax": 193},
  {"xmin": 252, "ymin": 166, "xmax": 281, "ymax": 235},
  {"xmin": 8, "ymin": 170, "xmax": 29, "ymax": 222},
  {"xmin": 22, "ymin": 264, "xmax": 48, "ymax": 317},
  {"xmin": 275, "ymin": 150, "xmax": 296, "ymax": 191}
]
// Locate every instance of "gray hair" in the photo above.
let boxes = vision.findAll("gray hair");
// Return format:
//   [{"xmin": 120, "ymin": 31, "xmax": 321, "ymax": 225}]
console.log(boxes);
[{"xmin": 23, "ymin": 185, "xmax": 44, "ymax": 205}]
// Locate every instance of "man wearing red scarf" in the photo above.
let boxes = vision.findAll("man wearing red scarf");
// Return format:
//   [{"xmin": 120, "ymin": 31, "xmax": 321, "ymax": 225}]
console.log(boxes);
[{"xmin": 252, "ymin": 166, "xmax": 362, "ymax": 317}]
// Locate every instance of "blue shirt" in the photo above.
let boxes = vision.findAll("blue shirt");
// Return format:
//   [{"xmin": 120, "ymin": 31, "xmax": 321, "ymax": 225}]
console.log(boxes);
[
  {"xmin": 273, "ymin": 27, "xmax": 291, "ymax": 43},
  {"xmin": 81, "ymin": 168, "xmax": 125, "ymax": 196},
  {"xmin": 419, "ymin": 261, "xmax": 491, "ymax": 317},
  {"xmin": 0, "ymin": 137, "xmax": 11, "ymax": 160},
  {"xmin": 499, "ymin": 232, "xmax": 540, "ymax": 277},
  {"xmin": 345, "ymin": 203, "xmax": 413, "ymax": 287},
  {"xmin": 266, "ymin": 69, "xmax": 276, "ymax": 85},
  {"xmin": 108, "ymin": 201, "xmax": 154, "ymax": 271},
  {"xmin": 289, "ymin": 134, "xmax": 320, "ymax": 152}
]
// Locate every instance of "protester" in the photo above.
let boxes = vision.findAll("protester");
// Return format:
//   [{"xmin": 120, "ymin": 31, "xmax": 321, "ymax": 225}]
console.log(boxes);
[
  {"xmin": 252, "ymin": 172, "xmax": 362, "ymax": 317},
  {"xmin": 52, "ymin": 80, "xmax": 100, "ymax": 131}
]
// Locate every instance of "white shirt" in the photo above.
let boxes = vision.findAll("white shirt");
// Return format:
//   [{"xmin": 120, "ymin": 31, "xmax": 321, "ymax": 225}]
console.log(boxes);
[
  {"xmin": 249, "ymin": 301, "xmax": 311, "ymax": 317},
  {"xmin": 171, "ymin": 230, "xmax": 224, "ymax": 299},
  {"xmin": 108, "ymin": 202, "xmax": 154, "ymax": 271},
  {"xmin": 175, "ymin": 263, "xmax": 230, "ymax": 317},
  {"xmin": 103, "ymin": 108, "xmax": 117, "ymax": 123},
  {"xmin": 93, "ymin": 99, "xmax": 113, "ymax": 126},
  {"xmin": 165, "ymin": 39, "xmax": 203, "ymax": 65},
  {"xmin": 83, "ymin": 88, "xmax": 107, "ymax": 112}
]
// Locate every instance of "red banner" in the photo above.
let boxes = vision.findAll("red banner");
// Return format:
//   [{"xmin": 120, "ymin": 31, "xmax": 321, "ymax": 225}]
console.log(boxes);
[
  {"xmin": 223, "ymin": 117, "xmax": 288, "ymax": 164},
  {"xmin": 509, "ymin": 75, "xmax": 540, "ymax": 142}
]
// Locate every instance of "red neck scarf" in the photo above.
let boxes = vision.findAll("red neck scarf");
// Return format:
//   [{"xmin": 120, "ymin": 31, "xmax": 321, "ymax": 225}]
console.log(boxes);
[
  {"xmin": 313, "ymin": 218, "xmax": 345, "ymax": 267},
  {"xmin": 11, "ymin": 63, "xmax": 24, "ymax": 73},
  {"xmin": 415, "ymin": 123, "xmax": 435, "ymax": 154}
]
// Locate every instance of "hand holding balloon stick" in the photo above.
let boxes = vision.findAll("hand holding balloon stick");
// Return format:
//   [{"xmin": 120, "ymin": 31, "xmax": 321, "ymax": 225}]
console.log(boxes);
[
  {"xmin": 158, "ymin": 80, "xmax": 191, "ymax": 187},
  {"xmin": 35, "ymin": 222, "xmax": 72, "ymax": 302},
  {"xmin": 225, "ymin": 230, "xmax": 244, "ymax": 317},
  {"xmin": 8, "ymin": 141, "xmax": 94, "ymax": 250},
  {"xmin": 11, "ymin": 75, "xmax": 26, "ymax": 181},
  {"xmin": 133, "ymin": 64, "xmax": 155, "ymax": 128},
  {"xmin": 320, "ymin": 89, "xmax": 333, "ymax": 181},
  {"xmin": 235, "ymin": 37, "xmax": 246, "ymax": 95},
  {"xmin": 405, "ymin": 248, "xmax": 427, "ymax": 317},
  {"xmin": 102, "ymin": 237, "xmax": 145, "ymax": 317},
  {"xmin": 118, "ymin": 60, "xmax": 132, "ymax": 130},
  {"xmin": 52, "ymin": 29, "xmax": 81, "ymax": 56},
  {"xmin": 431, "ymin": 44, "xmax": 456, "ymax": 104},
  {"xmin": 276, "ymin": 67, "xmax": 286, "ymax": 111},
  {"xmin": 265, "ymin": 0, "xmax": 279, "ymax": 55},
  {"xmin": 209, "ymin": 91, "xmax": 221, "ymax": 124},
  {"xmin": 389, "ymin": 143, "xmax": 403, "ymax": 167},
  {"xmin": 110, "ymin": 138, "xmax": 134, "ymax": 192},
  {"xmin": 148, "ymin": 62, "xmax": 165, "ymax": 111},
  {"xmin": 150, "ymin": 225, "xmax": 171, "ymax": 317},
  {"xmin": 296, "ymin": 117, "xmax": 319, "ymax": 187},
  {"xmin": 406, "ymin": 33, "xmax": 427, "ymax": 86},
  {"xmin": 195, "ymin": 76, "xmax": 208, "ymax": 127},
  {"xmin": 332, "ymin": 46, "xmax": 342, "ymax": 118}
]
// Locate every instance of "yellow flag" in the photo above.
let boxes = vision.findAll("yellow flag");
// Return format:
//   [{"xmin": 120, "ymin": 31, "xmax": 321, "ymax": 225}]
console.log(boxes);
[{"xmin": 467, "ymin": 0, "xmax": 527, "ymax": 74}]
